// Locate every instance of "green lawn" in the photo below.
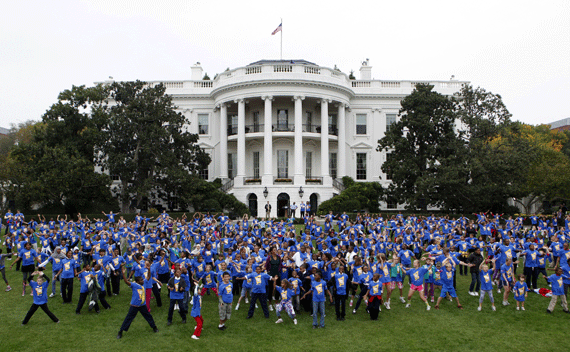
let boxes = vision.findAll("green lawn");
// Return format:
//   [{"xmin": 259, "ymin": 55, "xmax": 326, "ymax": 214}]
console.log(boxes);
[{"xmin": 1, "ymin": 227, "xmax": 568, "ymax": 351}]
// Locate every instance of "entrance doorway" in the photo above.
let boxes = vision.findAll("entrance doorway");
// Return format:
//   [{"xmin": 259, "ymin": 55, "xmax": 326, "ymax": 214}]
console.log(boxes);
[
  {"xmin": 309, "ymin": 193, "xmax": 318, "ymax": 215},
  {"xmin": 277, "ymin": 193, "xmax": 290, "ymax": 218},
  {"xmin": 248, "ymin": 193, "xmax": 258, "ymax": 217}
]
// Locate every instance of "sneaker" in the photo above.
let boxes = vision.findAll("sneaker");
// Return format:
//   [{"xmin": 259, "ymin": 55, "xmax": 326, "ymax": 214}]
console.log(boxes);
[
  {"xmin": 6, "ymin": 286, "xmax": 12, "ymax": 292},
  {"xmin": 117, "ymin": 331, "xmax": 123, "ymax": 339},
  {"xmin": 49, "ymin": 293, "xmax": 54, "ymax": 297},
  {"xmin": 383, "ymin": 302, "xmax": 388, "ymax": 309},
  {"xmin": 497, "ymin": 289, "xmax": 501, "ymax": 293},
  {"xmin": 516, "ymin": 307, "xmax": 520, "ymax": 311},
  {"xmin": 502, "ymin": 301, "xmax": 509, "ymax": 306},
  {"xmin": 386, "ymin": 302, "xmax": 391, "ymax": 310},
  {"xmin": 255, "ymin": 304, "xmax": 258, "ymax": 309},
  {"xmin": 426, "ymin": 305, "xmax": 431, "ymax": 311},
  {"xmin": 405, "ymin": 303, "xmax": 411, "ymax": 308},
  {"xmin": 293, "ymin": 318, "xmax": 297, "ymax": 325},
  {"xmin": 468, "ymin": 292, "xmax": 474, "ymax": 296},
  {"xmin": 191, "ymin": 335, "xmax": 199, "ymax": 340},
  {"xmin": 269, "ymin": 305, "xmax": 273, "ymax": 311},
  {"xmin": 521, "ymin": 307, "xmax": 525, "ymax": 311},
  {"xmin": 245, "ymin": 298, "xmax": 249, "ymax": 304},
  {"xmin": 546, "ymin": 309, "xmax": 552, "ymax": 314},
  {"xmin": 30, "ymin": 293, "xmax": 33, "ymax": 296},
  {"xmin": 153, "ymin": 327, "xmax": 159, "ymax": 333},
  {"xmin": 235, "ymin": 303, "xmax": 240, "ymax": 311},
  {"xmin": 275, "ymin": 318, "xmax": 283, "ymax": 324},
  {"xmin": 174, "ymin": 304, "xmax": 179, "ymax": 311},
  {"xmin": 474, "ymin": 292, "xmax": 480, "ymax": 296},
  {"xmin": 349, "ymin": 300, "xmax": 353, "ymax": 307},
  {"xmin": 352, "ymin": 309, "xmax": 356, "ymax": 314},
  {"xmin": 399, "ymin": 297, "xmax": 406, "ymax": 303},
  {"xmin": 477, "ymin": 306, "xmax": 481, "ymax": 311},
  {"xmin": 22, "ymin": 290, "xmax": 25, "ymax": 297},
  {"xmin": 430, "ymin": 298, "xmax": 434, "ymax": 303}
]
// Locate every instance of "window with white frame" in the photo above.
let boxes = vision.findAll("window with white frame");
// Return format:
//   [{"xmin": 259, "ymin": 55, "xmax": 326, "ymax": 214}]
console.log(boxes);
[
  {"xmin": 330, "ymin": 152, "xmax": 337, "ymax": 179},
  {"xmin": 329, "ymin": 114, "xmax": 338, "ymax": 135},
  {"xmin": 228, "ymin": 115, "xmax": 238, "ymax": 136},
  {"xmin": 305, "ymin": 151, "xmax": 312, "ymax": 178},
  {"xmin": 253, "ymin": 111, "xmax": 261, "ymax": 132},
  {"xmin": 198, "ymin": 114, "xmax": 209, "ymax": 135},
  {"xmin": 356, "ymin": 153, "xmax": 367, "ymax": 180},
  {"xmin": 356, "ymin": 114, "xmax": 367, "ymax": 135},
  {"xmin": 228, "ymin": 153, "xmax": 236, "ymax": 179},
  {"xmin": 386, "ymin": 114, "xmax": 397, "ymax": 131},
  {"xmin": 253, "ymin": 151, "xmax": 260, "ymax": 179},
  {"xmin": 277, "ymin": 109, "xmax": 288, "ymax": 131},
  {"xmin": 199, "ymin": 167, "xmax": 209, "ymax": 180},
  {"xmin": 277, "ymin": 150, "xmax": 289, "ymax": 178}
]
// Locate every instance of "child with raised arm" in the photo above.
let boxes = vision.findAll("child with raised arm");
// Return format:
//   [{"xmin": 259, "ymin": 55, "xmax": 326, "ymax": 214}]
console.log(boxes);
[
  {"xmin": 435, "ymin": 258, "xmax": 463, "ymax": 310},
  {"xmin": 274, "ymin": 279, "xmax": 297, "ymax": 325},
  {"xmin": 21, "ymin": 270, "xmax": 59, "ymax": 325},
  {"xmin": 513, "ymin": 274, "xmax": 529, "ymax": 311},
  {"xmin": 116, "ymin": 267, "xmax": 158, "ymax": 339},
  {"xmin": 478, "ymin": 258, "xmax": 496, "ymax": 311},
  {"xmin": 301, "ymin": 272, "xmax": 333, "ymax": 329},
  {"xmin": 191, "ymin": 281, "xmax": 204, "ymax": 340}
]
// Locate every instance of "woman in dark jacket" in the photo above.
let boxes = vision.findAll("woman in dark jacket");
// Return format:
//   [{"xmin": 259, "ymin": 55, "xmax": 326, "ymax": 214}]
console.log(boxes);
[
  {"xmin": 265, "ymin": 247, "xmax": 282, "ymax": 310},
  {"xmin": 467, "ymin": 247, "xmax": 484, "ymax": 296}
]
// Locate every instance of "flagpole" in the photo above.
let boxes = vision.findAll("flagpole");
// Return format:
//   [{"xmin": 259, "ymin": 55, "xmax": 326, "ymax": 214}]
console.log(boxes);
[{"xmin": 280, "ymin": 18, "xmax": 283, "ymax": 61}]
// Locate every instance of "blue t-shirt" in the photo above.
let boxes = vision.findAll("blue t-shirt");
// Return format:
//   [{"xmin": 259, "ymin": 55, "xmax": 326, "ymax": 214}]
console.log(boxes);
[
  {"xmin": 19, "ymin": 249, "xmax": 37, "ymax": 266},
  {"xmin": 248, "ymin": 272, "xmax": 271, "ymax": 294},
  {"xmin": 334, "ymin": 273, "xmax": 348, "ymax": 296},
  {"xmin": 191, "ymin": 295, "xmax": 202, "ymax": 317},
  {"xmin": 169, "ymin": 276, "xmax": 185, "ymax": 299},
  {"xmin": 311, "ymin": 280, "xmax": 327, "ymax": 302},
  {"xmin": 368, "ymin": 280, "xmax": 382, "ymax": 296},
  {"xmin": 60, "ymin": 259, "xmax": 77, "ymax": 279},
  {"xmin": 408, "ymin": 267, "xmax": 428, "ymax": 286},
  {"xmin": 78, "ymin": 271, "xmax": 92, "ymax": 293},
  {"xmin": 480, "ymin": 270, "xmax": 493, "ymax": 291},
  {"xmin": 129, "ymin": 282, "xmax": 146, "ymax": 306},
  {"xmin": 30, "ymin": 280, "xmax": 49, "ymax": 305},
  {"xmin": 219, "ymin": 282, "xmax": 233, "ymax": 304},
  {"xmin": 547, "ymin": 274, "xmax": 566, "ymax": 296},
  {"xmin": 513, "ymin": 281, "xmax": 528, "ymax": 301},
  {"xmin": 276, "ymin": 286, "xmax": 294, "ymax": 302},
  {"xmin": 439, "ymin": 268, "xmax": 455, "ymax": 288}
]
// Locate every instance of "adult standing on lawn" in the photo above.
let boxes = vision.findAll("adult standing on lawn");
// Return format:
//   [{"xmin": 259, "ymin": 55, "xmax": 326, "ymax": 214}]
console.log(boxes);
[
  {"xmin": 265, "ymin": 246, "xmax": 282, "ymax": 311},
  {"xmin": 467, "ymin": 247, "xmax": 484, "ymax": 296},
  {"xmin": 117, "ymin": 267, "xmax": 158, "ymax": 339},
  {"xmin": 245, "ymin": 265, "xmax": 275, "ymax": 319}
]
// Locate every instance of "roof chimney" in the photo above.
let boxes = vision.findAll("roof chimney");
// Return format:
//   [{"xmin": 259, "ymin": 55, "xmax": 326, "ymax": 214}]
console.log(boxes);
[
  {"xmin": 191, "ymin": 62, "xmax": 203, "ymax": 81},
  {"xmin": 359, "ymin": 59, "xmax": 372, "ymax": 80}
]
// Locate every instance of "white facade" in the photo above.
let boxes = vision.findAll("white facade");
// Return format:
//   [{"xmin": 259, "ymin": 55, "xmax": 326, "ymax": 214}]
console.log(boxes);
[{"xmin": 148, "ymin": 59, "xmax": 467, "ymax": 217}]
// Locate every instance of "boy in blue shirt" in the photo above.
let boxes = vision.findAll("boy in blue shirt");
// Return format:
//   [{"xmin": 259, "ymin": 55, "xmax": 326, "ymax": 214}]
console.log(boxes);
[
  {"xmin": 246, "ymin": 265, "xmax": 274, "ymax": 319},
  {"xmin": 22, "ymin": 270, "xmax": 59, "ymax": 325},
  {"xmin": 543, "ymin": 267, "xmax": 570, "ymax": 313},
  {"xmin": 117, "ymin": 268, "xmax": 158, "ymax": 339},
  {"xmin": 435, "ymin": 258, "xmax": 463, "ymax": 310},
  {"xmin": 334, "ymin": 265, "xmax": 349, "ymax": 320},
  {"xmin": 301, "ymin": 272, "xmax": 333, "ymax": 328},
  {"xmin": 513, "ymin": 274, "xmax": 528, "ymax": 311},
  {"xmin": 166, "ymin": 268, "xmax": 187, "ymax": 326},
  {"xmin": 218, "ymin": 271, "xmax": 233, "ymax": 330}
]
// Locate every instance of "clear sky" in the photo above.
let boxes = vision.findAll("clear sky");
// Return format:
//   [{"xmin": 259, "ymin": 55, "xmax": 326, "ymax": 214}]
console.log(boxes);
[{"xmin": 1, "ymin": 0, "xmax": 568, "ymax": 128}]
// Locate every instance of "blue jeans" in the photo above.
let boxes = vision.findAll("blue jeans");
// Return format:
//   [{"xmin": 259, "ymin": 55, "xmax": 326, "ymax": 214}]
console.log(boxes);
[
  {"xmin": 51, "ymin": 271, "xmax": 60, "ymax": 295},
  {"xmin": 312, "ymin": 301, "xmax": 325, "ymax": 327}
]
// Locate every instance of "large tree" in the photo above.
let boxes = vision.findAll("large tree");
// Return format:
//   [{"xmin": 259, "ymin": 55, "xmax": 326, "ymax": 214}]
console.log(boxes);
[
  {"xmin": 377, "ymin": 84, "xmax": 459, "ymax": 211},
  {"xmin": 96, "ymin": 80, "xmax": 211, "ymax": 212}
]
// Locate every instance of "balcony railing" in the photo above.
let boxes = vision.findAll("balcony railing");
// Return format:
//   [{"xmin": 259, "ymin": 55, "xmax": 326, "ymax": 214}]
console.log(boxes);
[
  {"xmin": 246, "ymin": 124, "xmax": 264, "ymax": 133},
  {"xmin": 272, "ymin": 124, "xmax": 295, "ymax": 132},
  {"xmin": 244, "ymin": 177, "xmax": 262, "ymax": 185},
  {"xmin": 273, "ymin": 177, "xmax": 293, "ymax": 184},
  {"xmin": 228, "ymin": 124, "xmax": 337, "ymax": 135},
  {"xmin": 333, "ymin": 178, "xmax": 345, "ymax": 192}
]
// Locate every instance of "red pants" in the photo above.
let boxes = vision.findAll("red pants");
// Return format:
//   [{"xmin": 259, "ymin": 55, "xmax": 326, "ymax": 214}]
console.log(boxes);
[
  {"xmin": 193, "ymin": 316, "xmax": 203, "ymax": 337},
  {"xmin": 201, "ymin": 287, "xmax": 218, "ymax": 296},
  {"xmin": 145, "ymin": 288, "xmax": 152, "ymax": 312}
]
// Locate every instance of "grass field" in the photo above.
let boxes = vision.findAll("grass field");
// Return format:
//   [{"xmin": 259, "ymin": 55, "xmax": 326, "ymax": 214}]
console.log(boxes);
[{"xmin": 1, "ymin": 229, "xmax": 569, "ymax": 351}]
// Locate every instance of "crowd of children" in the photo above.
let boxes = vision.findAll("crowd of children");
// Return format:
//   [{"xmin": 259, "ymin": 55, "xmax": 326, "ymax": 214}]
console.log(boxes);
[{"xmin": 3, "ymin": 209, "xmax": 570, "ymax": 338}]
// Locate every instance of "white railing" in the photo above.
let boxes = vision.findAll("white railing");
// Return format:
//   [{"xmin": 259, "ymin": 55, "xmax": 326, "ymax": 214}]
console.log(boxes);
[
  {"xmin": 193, "ymin": 81, "xmax": 213, "ymax": 88},
  {"xmin": 246, "ymin": 66, "xmax": 262, "ymax": 74},
  {"xmin": 304, "ymin": 66, "xmax": 320, "ymax": 74},
  {"xmin": 352, "ymin": 81, "xmax": 371, "ymax": 87},
  {"xmin": 381, "ymin": 81, "xmax": 400, "ymax": 88},
  {"xmin": 273, "ymin": 65, "xmax": 292, "ymax": 72},
  {"xmin": 440, "ymin": 82, "xmax": 463, "ymax": 89},
  {"xmin": 163, "ymin": 82, "xmax": 183, "ymax": 89},
  {"xmin": 410, "ymin": 81, "xmax": 428, "ymax": 87}
]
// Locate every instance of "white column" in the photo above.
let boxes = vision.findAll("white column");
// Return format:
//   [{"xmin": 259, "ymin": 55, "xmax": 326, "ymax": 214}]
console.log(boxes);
[
  {"xmin": 338, "ymin": 103, "xmax": 346, "ymax": 179},
  {"xmin": 294, "ymin": 95, "xmax": 305, "ymax": 185},
  {"xmin": 235, "ymin": 99, "xmax": 245, "ymax": 185},
  {"xmin": 219, "ymin": 103, "xmax": 228, "ymax": 179},
  {"xmin": 321, "ymin": 99, "xmax": 331, "ymax": 186},
  {"xmin": 262, "ymin": 96, "xmax": 273, "ymax": 186}
]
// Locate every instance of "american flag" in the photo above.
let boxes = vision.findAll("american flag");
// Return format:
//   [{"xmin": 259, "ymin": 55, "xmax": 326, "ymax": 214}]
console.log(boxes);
[{"xmin": 271, "ymin": 23, "xmax": 282, "ymax": 35}]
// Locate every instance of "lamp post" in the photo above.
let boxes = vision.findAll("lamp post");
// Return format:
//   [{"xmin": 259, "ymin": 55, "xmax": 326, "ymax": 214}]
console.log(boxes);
[
  {"xmin": 299, "ymin": 186, "xmax": 304, "ymax": 198},
  {"xmin": 263, "ymin": 187, "xmax": 268, "ymax": 198}
]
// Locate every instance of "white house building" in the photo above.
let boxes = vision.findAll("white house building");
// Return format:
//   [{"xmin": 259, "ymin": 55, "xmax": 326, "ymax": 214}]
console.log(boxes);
[{"xmin": 129, "ymin": 59, "xmax": 467, "ymax": 217}]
